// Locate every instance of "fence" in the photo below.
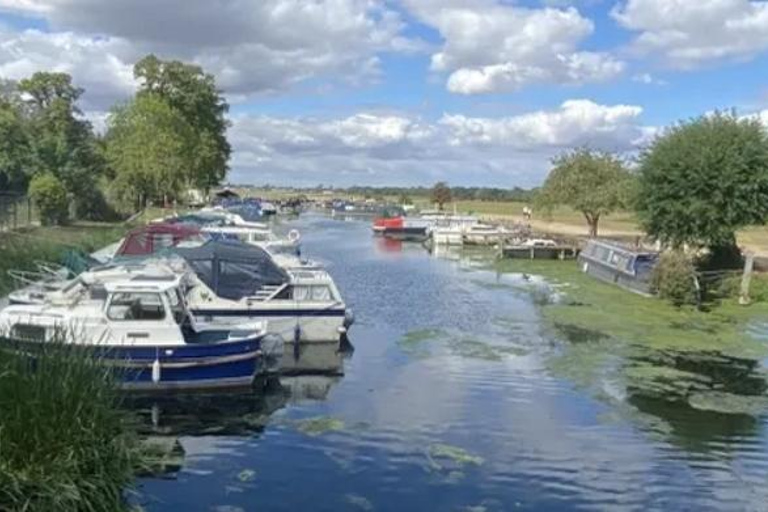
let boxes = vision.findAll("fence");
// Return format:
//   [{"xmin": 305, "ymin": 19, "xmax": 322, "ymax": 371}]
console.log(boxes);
[{"xmin": 0, "ymin": 193, "xmax": 35, "ymax": 231}]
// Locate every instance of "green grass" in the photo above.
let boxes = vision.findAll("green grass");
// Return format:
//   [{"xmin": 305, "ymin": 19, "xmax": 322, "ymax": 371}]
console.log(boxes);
[
  {"xmin": 497, "ymin": 259, "xmax": 768, "ymax": 356},
  {"xmin": 0, "ymin": 222, "xmax": 125, "ymax": 296},
  {"xmin": 0, "ymin": 341, "xmax": 139, "ymax": 511}
]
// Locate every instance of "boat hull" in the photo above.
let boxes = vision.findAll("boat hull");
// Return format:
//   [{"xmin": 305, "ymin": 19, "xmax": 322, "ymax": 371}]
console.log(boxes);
[
  {"xmin": 0, "ymin": 335, "xmax": 265, "ymax": 392},
  {"xmin": 190, "ymin": 308, "xmax": 348, "ymax": 343}
]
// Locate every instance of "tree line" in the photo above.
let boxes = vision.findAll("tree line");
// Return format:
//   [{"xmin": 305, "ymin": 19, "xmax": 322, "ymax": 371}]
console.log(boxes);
[{"xmin": 0, "ymin": 55, "xmax": 230, "ymax": 224}]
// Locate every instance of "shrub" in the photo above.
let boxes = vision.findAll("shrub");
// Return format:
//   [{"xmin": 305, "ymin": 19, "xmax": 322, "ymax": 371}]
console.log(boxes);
[
  {"xmin": 29, "ymin": 173, "xmax": 69, "ymax": 226},
  {"xmin": 651, "ymin": 251, "xmax": 699, "ymax": 306},
  {"xmin": 0, "ymin": 341, "xmax": 138, "ymax": 510}
]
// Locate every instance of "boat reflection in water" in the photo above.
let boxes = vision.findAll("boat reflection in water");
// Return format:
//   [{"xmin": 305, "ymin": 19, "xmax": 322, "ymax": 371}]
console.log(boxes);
[{"xmin": 127, "ymin": 341, "xmax": 346, "ymax": 481}]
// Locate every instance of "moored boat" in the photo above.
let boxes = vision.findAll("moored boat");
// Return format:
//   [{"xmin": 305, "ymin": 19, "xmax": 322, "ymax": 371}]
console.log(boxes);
[{"xmin": 0, "ymin": 271, "xmax": 282, "ymax": 391}]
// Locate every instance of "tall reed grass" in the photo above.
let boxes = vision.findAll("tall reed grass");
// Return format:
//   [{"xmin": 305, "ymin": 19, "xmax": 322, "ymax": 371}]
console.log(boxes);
[{"xmin": 0, "ymin": 339, "xmax": 138, "ymax": 511}]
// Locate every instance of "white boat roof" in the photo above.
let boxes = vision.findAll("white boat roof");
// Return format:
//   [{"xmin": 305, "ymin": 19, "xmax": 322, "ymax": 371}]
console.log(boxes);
[{"xmin": 102, "ymin": 274, "xmax": 182, "ymax": 293}]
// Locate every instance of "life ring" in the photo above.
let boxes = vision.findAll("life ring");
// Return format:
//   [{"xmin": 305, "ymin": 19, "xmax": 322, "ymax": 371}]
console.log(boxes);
[{"xmin": 288, "ymin": 229, "xmax": 301, "ymax": 243}]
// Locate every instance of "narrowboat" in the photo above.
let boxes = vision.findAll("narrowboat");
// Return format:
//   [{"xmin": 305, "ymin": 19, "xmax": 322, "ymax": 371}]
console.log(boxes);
[{"xmin": 578, "ymin": 239, "xmax": 659, "ymax": 295}]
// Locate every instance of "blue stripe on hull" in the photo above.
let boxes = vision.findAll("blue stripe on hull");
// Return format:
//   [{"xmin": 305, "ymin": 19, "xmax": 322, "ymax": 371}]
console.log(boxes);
[{"xmin": 0, "ymin": 336, "xmax": 264, "ymax": 391}]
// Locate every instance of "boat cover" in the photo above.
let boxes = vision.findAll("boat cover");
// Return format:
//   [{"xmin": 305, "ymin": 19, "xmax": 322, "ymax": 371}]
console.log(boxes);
[
  {"xmin": 173, "ymin": 240, "xmax": 289, "ymax": 300},
  {"xmin": 116, "ymin": 223, "xmax": 203, "ymax": 257}
]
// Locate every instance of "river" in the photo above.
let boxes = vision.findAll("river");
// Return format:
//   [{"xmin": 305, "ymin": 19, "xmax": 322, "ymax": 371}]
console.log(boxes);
[{"xmin": 134, "ymin": 213, "xmax": 768, "ymax": 512}]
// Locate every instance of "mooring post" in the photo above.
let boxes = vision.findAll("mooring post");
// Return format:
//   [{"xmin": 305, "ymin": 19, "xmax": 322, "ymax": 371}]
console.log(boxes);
[{"xmin": 739, "ymin": 252, "xmax": 754, "ymax": 305}]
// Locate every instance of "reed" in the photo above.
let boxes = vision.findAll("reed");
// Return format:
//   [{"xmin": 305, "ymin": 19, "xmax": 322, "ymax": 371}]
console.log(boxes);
[{"xmin": 0, "ymin": 340, "xmax": 138, "ymax": 511}]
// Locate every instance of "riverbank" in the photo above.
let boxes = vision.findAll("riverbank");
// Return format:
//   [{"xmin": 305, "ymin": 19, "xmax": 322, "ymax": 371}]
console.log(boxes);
[
  {"xmin": 496, "ymin": 258, "xmax": 768, "ymax": 415},
  {"xmin": 0, "ymin": 342, "xmax": 139, "ymax": 510}
]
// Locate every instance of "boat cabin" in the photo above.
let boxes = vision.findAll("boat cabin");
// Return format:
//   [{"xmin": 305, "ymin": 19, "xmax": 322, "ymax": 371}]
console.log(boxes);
[{"xmin": 578, "ymin": 239, "xmax": 659, "ymax": 295}]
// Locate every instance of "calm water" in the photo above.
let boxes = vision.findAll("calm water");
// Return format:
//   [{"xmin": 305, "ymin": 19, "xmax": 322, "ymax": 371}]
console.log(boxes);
[{"xmin": 135, "ymin": 214, "xmax": 768, "ymax": 512}]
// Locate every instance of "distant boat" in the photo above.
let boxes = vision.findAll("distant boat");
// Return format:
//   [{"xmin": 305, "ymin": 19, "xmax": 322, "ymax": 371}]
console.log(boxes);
[{"xmin": 578, "ymin": 239, "xmax": 659, "ymax": 295}]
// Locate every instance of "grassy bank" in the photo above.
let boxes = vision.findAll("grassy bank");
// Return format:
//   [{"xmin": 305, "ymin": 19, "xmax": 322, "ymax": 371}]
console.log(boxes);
[
  {"xmin": 0, "ymin": 342, "xmax": 139, "ymax": 510},
  {"xmin": 0, "ymin": 222, "xmax": 125, "ymax": 296},
  {"xmin": 496, "ymin": 259, "xmax": 768, "ymax": 414}
]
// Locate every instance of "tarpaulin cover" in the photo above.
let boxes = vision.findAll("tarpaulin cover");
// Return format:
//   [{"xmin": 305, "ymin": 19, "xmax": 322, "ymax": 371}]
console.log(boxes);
[
  {"xmin": 116, "ymin": 223, "xmax": 202, "ymax": 256},
  {"xmin": 173, "ymin": 240, "xmax": 289, "ymax": 300}
]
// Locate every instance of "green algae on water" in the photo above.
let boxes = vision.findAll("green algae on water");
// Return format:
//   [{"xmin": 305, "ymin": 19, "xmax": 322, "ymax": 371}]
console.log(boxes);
[
  {"xmin": 345, "ymin": 494, "xmax": 374, "ymax": 511},
  {"xmin": 427, "ymin": 443, "xmax": 484, "ymax": 470},
  {"xmin": 295, "ymin": 416, "xmax": 345, "ymax": 436}
]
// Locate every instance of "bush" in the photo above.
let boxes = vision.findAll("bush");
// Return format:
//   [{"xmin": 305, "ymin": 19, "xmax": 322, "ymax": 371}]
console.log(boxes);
[
  {"xmin": 651, "ymin": 251, "xmax": 699, "ymax": 306},
  {"xmin": 29, "ymin": 173, "xmax": 69, "ymax": 226},
  {"xmin": 0, "ymin": 342, "xmax": 138, "ymax": 510}
]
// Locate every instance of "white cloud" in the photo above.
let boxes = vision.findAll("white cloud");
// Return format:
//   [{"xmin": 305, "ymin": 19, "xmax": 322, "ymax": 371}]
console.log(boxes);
[
  {"xmin": 403, "ymin": 0, "xmax": 624, "ymax": 94},
  {"xmin": 0, "ymin": 27, "xmax": 137, "ymax": 109},
  {"xmin": 613, "ymin": 0, "xmax": 768, "ymax": 68},
  {"xmin": 0, "ymin": 0, "xmax": 411, "ymax": 106},
  {"xmin": 228, "ymin": 100, "xmax": 648, "ymax": 186}
]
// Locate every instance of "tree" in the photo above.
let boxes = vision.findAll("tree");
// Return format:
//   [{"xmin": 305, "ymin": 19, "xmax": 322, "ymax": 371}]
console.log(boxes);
[
  {"xmin": 0, "ymin": 100, "xmax": 30, "ymax": 192},
  {"xmin": 432, "ymin": 181, "xmax": 452, "ymax": 210},
  {"xmin": 134, "ymin": 55, "xmax": 230, "ymax": 196},
  {"xmin": 29, "ymin": 173, "xmax": 68, "ymax": 225},
  {"xmin": 105, "ymin": 94, "xmax": 195, "ymax": 209},
  {"xmin": 18, "ymin": 72, "xmax": 104, "ymax": 218},
  {"xmin": 537, "ymin": 149, "xmax": 632, "ymax": 237},
  {"xmin": 636, "ymin": 112, "xmax": 768, "ymax": 260}
]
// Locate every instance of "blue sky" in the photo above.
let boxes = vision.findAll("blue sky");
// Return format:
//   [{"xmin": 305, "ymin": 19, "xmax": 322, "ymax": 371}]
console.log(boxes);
[{"xmin": 0, "ymin": 0, "xmax": 767, "ymax": 188}]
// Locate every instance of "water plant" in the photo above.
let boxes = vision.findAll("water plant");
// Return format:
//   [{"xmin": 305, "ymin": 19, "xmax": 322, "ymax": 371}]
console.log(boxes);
[{"xmin": 0, "ymin": 339, "xmax": 139, "ymax": 511}]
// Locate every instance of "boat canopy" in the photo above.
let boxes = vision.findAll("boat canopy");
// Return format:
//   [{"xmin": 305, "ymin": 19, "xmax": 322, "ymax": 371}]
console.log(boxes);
[
  {"xmin": 173, "ymin": 240, "xmax": 289, "ymax": 300},
  {"xmin": 116, "ymin": 223, "xmax": 203, "ymax": 257}
]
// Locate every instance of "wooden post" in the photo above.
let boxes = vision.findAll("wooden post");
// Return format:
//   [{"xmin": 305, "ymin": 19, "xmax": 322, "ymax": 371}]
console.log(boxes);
[{"xmin": 739, "ymin": 253, "xmax": 754, "ymax": 306}]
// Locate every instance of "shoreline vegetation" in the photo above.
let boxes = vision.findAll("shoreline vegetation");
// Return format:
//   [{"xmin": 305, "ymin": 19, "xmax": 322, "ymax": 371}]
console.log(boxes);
[{"xmin": 495, "ymin": 259, "xmax": 768, "ymax": 416}]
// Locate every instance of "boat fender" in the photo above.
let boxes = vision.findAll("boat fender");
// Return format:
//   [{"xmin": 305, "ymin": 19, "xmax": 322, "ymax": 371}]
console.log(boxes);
[
  {"xmin": 152, "ymin": 358, "xmax": 161, "ymax": 384},
  {"xmin": 293, "ymin": 324, "xmax": 302, "ymax": 360},
  {"xmin": 288, "ymin": 229, "xmax": 301, "ymax": 243},
  {"xmin": 344, "ymin": 309, "xmax": 355, "ymax": 328}
]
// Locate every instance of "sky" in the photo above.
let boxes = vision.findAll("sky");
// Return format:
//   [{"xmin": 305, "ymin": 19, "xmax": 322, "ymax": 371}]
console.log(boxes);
[{"xmin": 0, "ymin": 0, "xmax": 767, "ymax": 188}]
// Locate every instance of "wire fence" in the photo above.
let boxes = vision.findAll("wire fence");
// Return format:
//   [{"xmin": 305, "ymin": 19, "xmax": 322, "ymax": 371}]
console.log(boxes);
[{"xmin": 0, "ymin": 193, "xmax": 35, "ymax": 232}]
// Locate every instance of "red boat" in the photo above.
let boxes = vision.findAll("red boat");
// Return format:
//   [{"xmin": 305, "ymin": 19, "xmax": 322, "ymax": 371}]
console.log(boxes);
[
  {"xmin": 372, "ymin": 216, "xmax": 404, "ymax": 233},
  {"xmin": 116, "ymin": 223, "xmax": 204, "ymax": 256}
]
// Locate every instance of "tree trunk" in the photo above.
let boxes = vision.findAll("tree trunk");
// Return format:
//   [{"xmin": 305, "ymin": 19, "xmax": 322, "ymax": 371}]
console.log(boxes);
[{"xmin": 584, "ymin": 212, "xmax": 600, "ymax": 238}]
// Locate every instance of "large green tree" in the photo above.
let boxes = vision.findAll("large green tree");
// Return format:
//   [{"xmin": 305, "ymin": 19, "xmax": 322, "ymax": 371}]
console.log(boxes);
[
  {"xmin": 537, "ymin": 148, "xmax": 632, "ymax": 237},
  {"xmin": 0, "ymin": 100, "xmax": 30, "ymax": 192},
  {"xmin": 636, "ymin": 112, "xmax": 768, "ymax": 256},
  {"xmin": 134, "ymin": 55, "xmax": 230, "ymax": 196},
  {"xmin": 105, "ymin": 94, "xmax": 195, "ymax": 209},
  {"xmin": 18, "ymin": 72, "xmax": 104, "ymax": 218}
]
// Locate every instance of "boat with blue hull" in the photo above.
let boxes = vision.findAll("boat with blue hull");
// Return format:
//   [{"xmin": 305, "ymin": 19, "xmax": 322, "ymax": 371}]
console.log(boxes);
[{"xmin": 0, "ymin": 271, "xmax": 282, "ymax": 391}]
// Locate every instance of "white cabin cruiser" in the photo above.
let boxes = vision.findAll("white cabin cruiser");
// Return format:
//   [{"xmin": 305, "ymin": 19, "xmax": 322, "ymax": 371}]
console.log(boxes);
[
  {"xmin": 174, "ymin": 241, "xmax": 353, "ymax": 344},
  {"xmin": 0, "ymin": 270, "xmax": 283, "ymax": 391}
]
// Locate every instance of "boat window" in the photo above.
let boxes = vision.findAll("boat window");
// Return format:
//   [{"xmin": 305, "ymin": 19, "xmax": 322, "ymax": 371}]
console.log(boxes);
[
  {"xmin": 153, "ymin": 233, "xmax": 175, "ymax": 250},
  {"xmin": 311, "ymin": 286, "xmax": 332, "ymax": 301},
  {"xmin": 107, "ymin": 292, "xmax": 166, "ymax": 321},
  {"xmin": 165, "ymin": 289, "xmax": 186, "ymax": 325},
  {"xmin": 293, "ymin": 285, "xmax": 310, "ymax": 301}
]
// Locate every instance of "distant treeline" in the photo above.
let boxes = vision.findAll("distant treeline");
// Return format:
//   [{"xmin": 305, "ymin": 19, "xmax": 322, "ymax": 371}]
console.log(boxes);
[{"xmin": 250, "ymin": 185, "xmax": 537, "ymax": 202}]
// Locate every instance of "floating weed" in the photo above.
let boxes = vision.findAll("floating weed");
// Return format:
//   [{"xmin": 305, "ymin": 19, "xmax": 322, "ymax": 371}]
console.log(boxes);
[
  {"xmin": 237, "ymin": 468, "xmax": 256, "ymax": 483},
  {"xmin": 294, "ymin": 416, "xmax": 345, "ymax": 436},
  {"xmin": 445, "ymin": 470, "xmax": 465, "ymax": 484},
  {"xmin": 345, "ymin": 494, "xmax": 374, "ymax": 511},
  {"xmin": 427, "ymin": 443, "xmax": 484, "ymax": 472},
  {"xmin": 688, "ymin": 392, "xmax": 768, "ymax": 415},
  {"xmin": 449, "ymin": 338, "xmax": 527, "ymax": 361}
]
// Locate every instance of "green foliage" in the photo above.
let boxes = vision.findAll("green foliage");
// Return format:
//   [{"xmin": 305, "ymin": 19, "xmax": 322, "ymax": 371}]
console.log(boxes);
[
  {"xmin": 0, "ymin": 342, "xmax": 137, "ymax": 511},
  {"xmin": 0, "ymin": 100, "xmax": 30, "ymax": 192},
  {"xmin": 134, "ymin": 55, "xmax": 230, "ymax": 194},
  {"xmin": 651, "ymin": 251, "xmax": 699, "ymax": 307},
  {"xmin": 636, "ymin": 112, "xmax": 768, "ymax": 250},
  {"xmin": 19, "ymin": 72, "xmax": 104, "ymax": 217},
  {"xmin": 537, "ymin": 148, "xmax": 632, "ymax": 237},
  {"xmin": 431, "ymin": 181, "xmax": 452, "ymax": 210},
  {"xmin": 28, "ymin": 173, "xmax": 68, "ymax": 226},
  {"xmin": 105, "ymin": 94, "xmax": 195, "ymax": 209}
]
